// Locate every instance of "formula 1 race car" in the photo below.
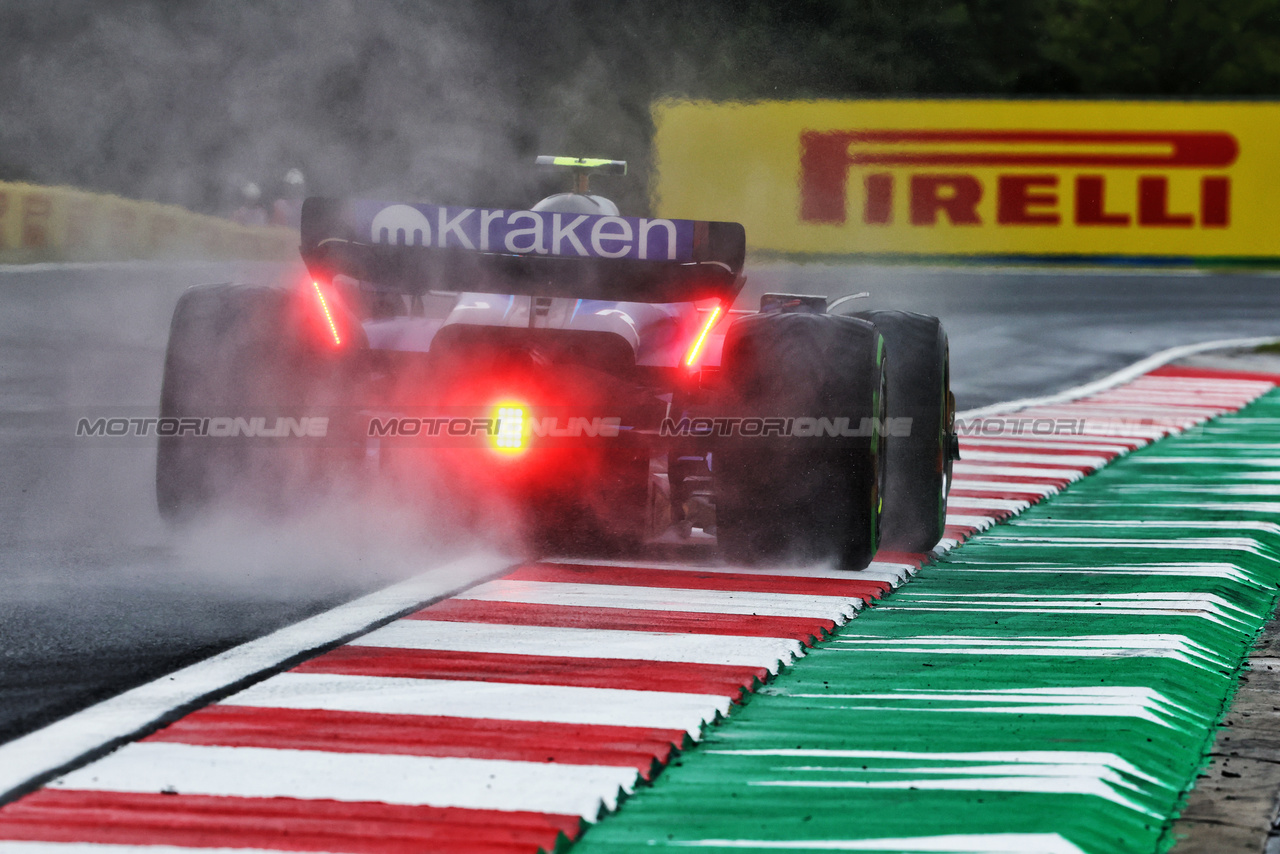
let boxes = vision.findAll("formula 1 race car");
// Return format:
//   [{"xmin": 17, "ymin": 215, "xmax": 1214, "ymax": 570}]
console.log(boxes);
[{"xmin": 156, "ymin": 157, "xmax": 958, "ymax": 569}]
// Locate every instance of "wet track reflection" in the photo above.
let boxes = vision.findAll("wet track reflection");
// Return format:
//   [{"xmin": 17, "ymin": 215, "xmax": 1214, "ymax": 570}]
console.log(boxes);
[{"xmin": 2, "ymin": 258, "xmax": 1279, "ymax": 744}]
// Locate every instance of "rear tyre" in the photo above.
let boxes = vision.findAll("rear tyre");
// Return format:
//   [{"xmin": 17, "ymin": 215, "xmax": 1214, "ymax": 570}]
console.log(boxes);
[
  {"xmin": 851, "ymin": 310, "xmax": 953, "ymax": 552},
  {"xmin": 155, "ymin": 283, "xmax": 364, "ymax": 521},
  {"xmin": 714, "ymin": 312, "xmax": 885, "ymax": 570}
]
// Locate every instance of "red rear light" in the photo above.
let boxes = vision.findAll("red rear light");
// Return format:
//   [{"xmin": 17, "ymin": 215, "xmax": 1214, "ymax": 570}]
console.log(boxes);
[
  {"xmin": 312, "ymin": 281, "xmax": 342, "ymax": 346},
  {"xmin": 490, "ymin": 402, "xmax": 528, "ymax": 455},
  {"xmin": 685, "ymin": 304, "xmax": 723, "ymax": 367}
]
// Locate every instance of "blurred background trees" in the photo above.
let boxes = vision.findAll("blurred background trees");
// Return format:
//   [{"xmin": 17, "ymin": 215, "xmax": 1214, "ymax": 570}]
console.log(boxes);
[{"xmin": 2, "ymin": 0, "xmax": 1278, "ymax": 215}]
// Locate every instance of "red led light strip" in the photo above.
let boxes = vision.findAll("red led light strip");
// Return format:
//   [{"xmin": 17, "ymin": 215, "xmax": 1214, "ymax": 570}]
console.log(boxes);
[
  {"xmin": 312, "ymin": 281, "xmax": 341, "ymax": 346},
  {"xmin": 685, "ymin": 305, "xmax": 723, "ymax": 367}
]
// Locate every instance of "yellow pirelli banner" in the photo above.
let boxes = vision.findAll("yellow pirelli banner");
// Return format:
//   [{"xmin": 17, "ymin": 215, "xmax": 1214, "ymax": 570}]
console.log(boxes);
[
  {"xmin": 651, "ymin": 99, "xmax": 1280, "ymax": 260},
  {"xmin": 0, "ymin": 181, "xmax": 296, "ymax": 264}
]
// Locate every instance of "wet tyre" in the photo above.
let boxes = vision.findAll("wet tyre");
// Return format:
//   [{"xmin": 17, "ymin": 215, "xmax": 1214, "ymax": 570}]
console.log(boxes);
[
  {"xmin": 714, "ymin": 311, "xmax": 886, "ymax": 570},
  {"xmin": 155, "ymin": 283, "xmax": 365, "ymax": 520},
  {"xmin": 851, "ymin": 309, "xmax": 953, "ymax": 552}
]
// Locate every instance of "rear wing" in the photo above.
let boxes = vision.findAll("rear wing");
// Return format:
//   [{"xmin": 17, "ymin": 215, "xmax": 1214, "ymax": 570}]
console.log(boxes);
[{"xmin": 300, "ymin": 198, "xmax": 746, "ymax": 304}]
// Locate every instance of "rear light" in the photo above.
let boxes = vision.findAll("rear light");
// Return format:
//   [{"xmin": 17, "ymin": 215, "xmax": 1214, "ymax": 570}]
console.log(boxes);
[
  {"xmin": 312, "ymin": 281, "xmax": 342, "ymax": 347},
  {"xmin": 491, "ymin": 403, "xmax": 528, "ymax": 454},
  {"xmin": 685, "ymin": 304, "xmax": 723, "ymax": 367}
]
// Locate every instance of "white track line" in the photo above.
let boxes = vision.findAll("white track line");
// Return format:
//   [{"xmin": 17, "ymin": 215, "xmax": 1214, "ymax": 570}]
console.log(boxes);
[
  {"xmin": 947, "ymin": 497, "xmax": 1032, "ymax": 512},
  {"xmin": 226, "ymin": 672, "xmax": 729, "ymax": 734},
  {"xmin": 455, "ymin": 579, "xmax": 862, "ymax": 620},
  {"xmin": 0, "ymin": 553, "xmax": 515, "ymax": 802},
  {"xmin": 959, "ymin": 438, "xmax": 1132, "ymax": 452},
  {"xmin": 959, "ymin": 451, "xmax": 1113, "ymax": 467},
  {"xmin": 949, "ymin": 480, "xmax": 1060, "ymax": 497},
  {"xmin": 49, "ymin": 741, "xmax": 636, "ymax": 817},
  {"xmin": 951, "ymin": 464, "xmax": 1085, "ymax": 480},
  {"xmin": 354, "ymin": 620, "xmax": 802, "ymax": 670},
  {"xmin": 945, "ymin": 515, "xmax": 999, "ymax": 530}
]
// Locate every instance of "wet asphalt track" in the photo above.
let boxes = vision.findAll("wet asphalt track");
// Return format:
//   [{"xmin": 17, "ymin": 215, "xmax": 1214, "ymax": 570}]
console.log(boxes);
[{"xmin": 3, "ymin": 258, "xmax": 1280, "ymax": 746}]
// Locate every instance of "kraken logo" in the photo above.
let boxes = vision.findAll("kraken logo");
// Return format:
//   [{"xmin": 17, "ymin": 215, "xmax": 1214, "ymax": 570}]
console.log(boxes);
[{"xmin": 370, "ymin": 204, "xmax": 432, "ymax": 246}]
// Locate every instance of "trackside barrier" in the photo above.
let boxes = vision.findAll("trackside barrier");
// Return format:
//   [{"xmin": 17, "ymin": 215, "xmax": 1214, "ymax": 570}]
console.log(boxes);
[
  {"xmin": 651, "ymin": 99, "xmax": 1280, "ymax": 262},
  {"xmin": 0, "ymin": 181, "xmax": 296, "ymax": 263}
]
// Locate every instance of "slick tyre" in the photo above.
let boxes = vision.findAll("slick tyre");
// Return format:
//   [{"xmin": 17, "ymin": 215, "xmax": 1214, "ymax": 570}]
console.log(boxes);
[
  {"xmin": 714, "ymin": 311, "xmax": 886, "ymax": 570},
  {"xmin": 155, "ymin": 283, "xmax": 364, "ymax": 521},
  {"xmin": 851, "ymin": 310, "xmax": 954, "ymax": 552}
]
